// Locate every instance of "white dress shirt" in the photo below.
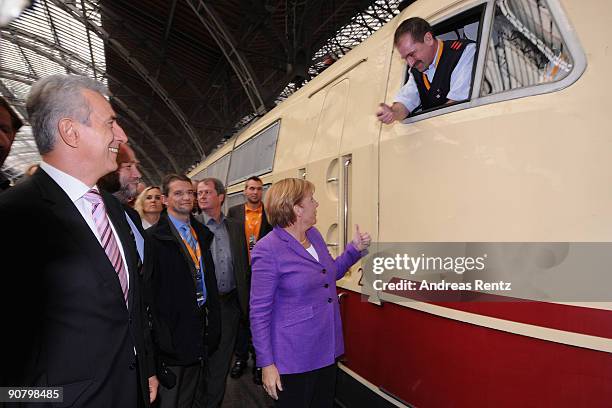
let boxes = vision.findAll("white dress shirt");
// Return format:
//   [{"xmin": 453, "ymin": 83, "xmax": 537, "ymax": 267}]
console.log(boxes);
[
  {"xmin": 39, "ymin": 161, "xmax": 130, "ymax": 291},
  {"xmin": 395, "ymin": 41, "xmax": 476, "ymax": 113},
  {"xmin": 305, "ymin": 244, "xmax": 320, "ymax": 262}
]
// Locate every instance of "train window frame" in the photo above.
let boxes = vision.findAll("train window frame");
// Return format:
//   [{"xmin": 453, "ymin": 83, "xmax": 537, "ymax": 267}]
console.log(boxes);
[
  {"xmin": 399, "ymin": 0, "xmax": 586, "ymax": 125},
  {"xmin": 192, "ymin": 152, "xmax": 231, "ymax": 185},
  {"xmin": 226, "ymin": 120, "xmax": 281, "ymax": 186}
]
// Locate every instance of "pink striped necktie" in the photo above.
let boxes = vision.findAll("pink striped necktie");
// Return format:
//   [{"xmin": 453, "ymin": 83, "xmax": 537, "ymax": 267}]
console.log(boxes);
[{"xmin": 83, "ymin": 189, "xmax": 128, "ymax": 304}]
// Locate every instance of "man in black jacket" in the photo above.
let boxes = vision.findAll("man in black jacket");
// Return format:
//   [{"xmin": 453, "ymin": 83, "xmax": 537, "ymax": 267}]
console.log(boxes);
[
  {"xmin": 227, "ymin": 176, "xmax": 272, "ymax": 383},
  {"xmin": 0, "ymin": 74, "xmax": 154, "ymax": 407},
  {"xmin": 98, "ymin": 142, "xmax": 158, "ymax": 403},
  {"xmin": 147, "ymin": 174, "xmax": 221, "ymax": 408}
]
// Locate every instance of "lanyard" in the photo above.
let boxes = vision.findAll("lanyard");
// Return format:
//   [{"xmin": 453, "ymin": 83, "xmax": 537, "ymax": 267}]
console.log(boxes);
[
  {"xmin": 181, "ymin": 225, "xmax": 202, "ymax": 271},
  {"xmin": 422, "ymin": 40, "xmax": 444, "ymax": 91}
]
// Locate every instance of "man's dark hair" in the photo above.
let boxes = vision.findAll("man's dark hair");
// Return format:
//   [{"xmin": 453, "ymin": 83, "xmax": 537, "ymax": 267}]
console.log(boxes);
[
  {"xmin": 0, "ymin": 96, "xmax": 24, "ymax": 133},
  {"xmin": 394, "ymin": 17, "xmax": 433, "ymax": 45},
  {"xmin": 162, "ymin": 173, "xmax": 191, "ymax": 196},
  {"xmin": 246, "ymin": 176, "xmax": 263, "ymax": 185}
]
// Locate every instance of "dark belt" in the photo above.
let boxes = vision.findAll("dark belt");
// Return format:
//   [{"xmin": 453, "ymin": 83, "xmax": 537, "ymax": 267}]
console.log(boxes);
[{"xmin": 218, "ymin": 288, "xmax": 237, "ymax": 301}]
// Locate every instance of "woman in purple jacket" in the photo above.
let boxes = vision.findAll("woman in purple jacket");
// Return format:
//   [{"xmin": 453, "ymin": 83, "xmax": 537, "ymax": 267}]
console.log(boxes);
[{"xmin": 250, "ymin": 178, "xmax": 371, "ymax": 407}]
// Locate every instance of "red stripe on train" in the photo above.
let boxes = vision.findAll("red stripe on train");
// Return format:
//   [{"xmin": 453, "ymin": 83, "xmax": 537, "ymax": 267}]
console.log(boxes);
[
  {"xmin": 339, "ymin": 290, "xmax": 612, "ymax": 408},
  {"xmin": 383, "ymin": 277, "xmax": 612, "ymax": 339}
]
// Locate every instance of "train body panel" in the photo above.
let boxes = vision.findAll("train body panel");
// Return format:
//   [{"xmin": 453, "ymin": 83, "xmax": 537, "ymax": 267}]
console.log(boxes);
[{"xmin": 188, "ymin": 0, "xmax": 612, "ymax": 405}]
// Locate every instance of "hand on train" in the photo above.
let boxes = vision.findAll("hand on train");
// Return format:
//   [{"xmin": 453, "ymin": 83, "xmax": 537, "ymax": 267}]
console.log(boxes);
[
  {"xmin": 262, "ymin": 364, "xmax": 283, "ymax": 400},
  {"xmin": 377, "ymin": 103, "xmax": 396, "ymax": 124},
  {"xmin": 352, "ymin": 224, "xmax": 371, "ymax": 251}
]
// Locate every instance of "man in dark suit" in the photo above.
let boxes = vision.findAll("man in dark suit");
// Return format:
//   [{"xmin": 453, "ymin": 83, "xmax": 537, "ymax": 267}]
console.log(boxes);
[
  {"xmin": 226, "ymin": 176, "xmax": 272, "ymax": 383},
  {"xmin": 0, "ymin": 74, "xmax": 157, "ymax": 407},
  {"xmin": 195, "ymin": 177, "xmax": 250, "ymax": 407},
  {"xmin": 98, "ymin": 143, "xmax": 146, "ymax": 255},
  {"xmin": 147, "ymin": 174, "xmax": 221, "ymax": 408},
  {"xmin": 0, "ymin": 96, "xmax": 24, "ymax": 191},
  {"xmin": 97, "ymin": 143, "xmax": 158, "ymax": 401}
]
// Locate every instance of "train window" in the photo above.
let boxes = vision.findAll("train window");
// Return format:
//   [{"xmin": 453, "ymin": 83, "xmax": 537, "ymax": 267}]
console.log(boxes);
[
  {"xmin": 227, "ymin": 121, "xmax": 280, "ymax": 186},
  {"xmin": 192, "ymin": 153, "xmax": 231, "ymax": 184},
  {"xmin": 480, "ymin": 0, "xmax": 573, "ymax": 96}
]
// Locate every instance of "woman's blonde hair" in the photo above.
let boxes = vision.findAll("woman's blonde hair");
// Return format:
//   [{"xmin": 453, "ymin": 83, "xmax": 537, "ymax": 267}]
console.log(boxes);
[
  {"xmin": 265, "ymin": 178, "xmax": 314, "ymax": 227},
  {"xmin": 134, "ymin": 186, "xmax": 162, "ymax": 219}
]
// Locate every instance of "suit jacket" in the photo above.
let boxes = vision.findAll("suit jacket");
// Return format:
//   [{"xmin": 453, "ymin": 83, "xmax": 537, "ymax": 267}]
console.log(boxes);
[
  {"xmin": 249, "ymin": 226, "xmax": 362, "ymax": 374},
  {"xmin": 0, "ymin": 169, "xmax": 154, "ymax": 407},
  {"xmin": 147, "ymin": 211, "xmax": 221, "ymax": 366},
  {"xmin": 227, "ymin": 203, "xmax": 273, "ymax": 242},
  {"xmin": 195, "ymin": 213, "xmax": 251, "ymax": 316}
]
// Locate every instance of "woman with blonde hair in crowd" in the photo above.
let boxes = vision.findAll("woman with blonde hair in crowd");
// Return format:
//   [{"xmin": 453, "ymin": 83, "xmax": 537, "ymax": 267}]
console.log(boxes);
[
  {"xmin": 135, "ymin": 185, "xmax": 163, "ymax": 229},
  {"xmin": 250, "ymin": 178, "xmax": 371, "ymax": 407}
]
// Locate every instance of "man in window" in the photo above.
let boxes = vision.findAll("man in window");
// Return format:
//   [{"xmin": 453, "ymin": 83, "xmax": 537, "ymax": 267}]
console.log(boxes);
[{"xmin": 377, "ymin": 17, "xmax": 476, "ymax": 124}]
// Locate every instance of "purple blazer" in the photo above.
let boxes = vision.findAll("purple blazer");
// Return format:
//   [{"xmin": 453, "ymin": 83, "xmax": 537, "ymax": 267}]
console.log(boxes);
[{"xmin": 250, "ymin": 226, "xmax": 362, "ymax": 374}]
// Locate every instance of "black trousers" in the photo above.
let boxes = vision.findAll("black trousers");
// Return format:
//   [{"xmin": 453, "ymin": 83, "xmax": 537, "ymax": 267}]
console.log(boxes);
[
  {"xmin": 234, "ymin": 318, "xmax": 252, "ymax": 361},
  {"xmin": 275, "ymin": 363, "xmax": 337, "ymax": 408},
  {"xmin": 156, "ymin": 362, "xmax": 206, "ymax": 408},
  {"xmin": 205, "ymin": 292, "xmax": 241, "ymax": 407}
]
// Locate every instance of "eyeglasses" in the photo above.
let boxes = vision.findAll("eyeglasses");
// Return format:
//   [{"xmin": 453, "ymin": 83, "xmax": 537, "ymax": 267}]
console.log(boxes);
[{"xmin": 197, "ymin": 190, "xmax": 216, "ymax": 197}]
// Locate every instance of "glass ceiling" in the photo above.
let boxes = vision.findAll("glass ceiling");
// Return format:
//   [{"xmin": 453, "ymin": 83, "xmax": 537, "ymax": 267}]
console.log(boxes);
[
  {"xmin": 0, "ymin": 0, "xmax": 105, "ymax": 178},
  {"xmin": 2, "ymin": 0, "xmax": 401, "ymax": 181}
]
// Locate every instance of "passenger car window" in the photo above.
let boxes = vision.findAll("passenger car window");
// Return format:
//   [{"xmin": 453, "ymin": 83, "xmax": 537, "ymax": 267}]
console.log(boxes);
[
  {"xmin": 227, "ymin": 121, "xmax": 280, "ymax": 185},
  {"xmin": 480, "ymin": 0, "xmax": 573, "ymax": 96},
  {"xmin": 193, "ymin": 153, "xmax": 230, "ymax": 185}
]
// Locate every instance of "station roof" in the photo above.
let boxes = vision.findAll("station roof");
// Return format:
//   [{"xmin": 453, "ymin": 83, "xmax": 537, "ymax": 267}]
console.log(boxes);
[{"xmin": 0, "ymin": 0, "xmax": 402, "ymax": 183}]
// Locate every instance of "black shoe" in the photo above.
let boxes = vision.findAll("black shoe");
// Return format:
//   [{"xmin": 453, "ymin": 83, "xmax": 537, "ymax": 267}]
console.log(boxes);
[
  {"xmin": 230, "ymin": 360, "xmax": 247, "ymax": 379},
  {"xmin": 253, "ymin": 367, "xmax": 263, "ymax": 385}
]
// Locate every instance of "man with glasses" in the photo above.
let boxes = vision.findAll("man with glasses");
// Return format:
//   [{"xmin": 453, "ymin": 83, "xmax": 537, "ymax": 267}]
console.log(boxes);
[
  {"xmin": 147, "ymin": 174, "xmax": 221, "ymax": 407},
  {"xmin": 195, "ymin": 178, "xmax": 250, "ymax": 407}
]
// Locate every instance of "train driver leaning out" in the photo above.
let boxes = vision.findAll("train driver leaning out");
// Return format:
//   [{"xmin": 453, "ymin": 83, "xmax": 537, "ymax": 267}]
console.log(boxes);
[{"xmin": 377, "ymin": 17, "xmax": 476, "ymax": 124}]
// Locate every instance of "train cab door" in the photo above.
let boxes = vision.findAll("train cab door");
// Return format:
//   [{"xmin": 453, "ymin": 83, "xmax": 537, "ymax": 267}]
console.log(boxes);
[{"xmin": 307, "ymin": 79, "xmax": 351, "ymax": 257}]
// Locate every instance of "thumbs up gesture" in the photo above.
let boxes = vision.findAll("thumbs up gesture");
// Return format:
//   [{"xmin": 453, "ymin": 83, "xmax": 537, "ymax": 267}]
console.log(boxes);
[{"xmin": 352, "ymin": 224, "xmax": 371, "ymax": 252}]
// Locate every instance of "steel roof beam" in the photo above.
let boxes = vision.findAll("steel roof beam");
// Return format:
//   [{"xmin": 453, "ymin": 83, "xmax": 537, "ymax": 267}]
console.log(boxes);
[
  {"xmin": 0, "ymin": 37, "xmax": 167, "ymax": 179},
  {"xmin": 0, "ymin": 27, "xmax": 181, "ymax": 173},
  {"xmin": 185, "ymin": 0, "xmax": 267, "ymax": 115},
  {"xmin": 145, "ymin": 0, "xmax": 178, "ymax": 123},
  {"xmin": 48, "ymin": 0, "xmax": 205, "ymax": 157},
  {"xmin": 42, "ymin": 0, "xmax": 70, "ymax": 75},
  {"xmin": 91, "ymin": 0, "xmax": 224, "ymax": 148},
  {"xmin": 80, "ymin": 0, "xmax": 98, "ymax": 80},
  {"xmin": 0, "ymin": 75, "xmax": 161, "ymax": 182}
]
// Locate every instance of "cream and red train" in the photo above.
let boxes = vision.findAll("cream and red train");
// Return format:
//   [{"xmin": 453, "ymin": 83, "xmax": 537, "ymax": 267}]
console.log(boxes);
[{"xmin": 189, "ymin": 0, "xmax": 612, "ymax": 406}]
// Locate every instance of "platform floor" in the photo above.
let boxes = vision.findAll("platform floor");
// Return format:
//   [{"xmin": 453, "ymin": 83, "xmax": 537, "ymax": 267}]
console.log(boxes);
[{"xmin": 221, "ymin": 358, "xmax": 273, "ymax": 408}]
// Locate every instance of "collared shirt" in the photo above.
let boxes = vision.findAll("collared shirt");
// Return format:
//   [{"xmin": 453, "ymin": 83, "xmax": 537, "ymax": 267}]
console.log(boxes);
[
  {"xmin": 39, "ymin": 161, "xmax": 130, "ymax": 291},
  {"xmin": 395, "ymin": 40, "xmax": 476, "ymax": 113},
  {"xmin": 244, "ymin": 203, "xmax": 263, "ymax": 253},
  {"xmin": 125, "ymin": 214, "xmax": 144, "ymax": 263},
  {"xmin": 201, "ymin": 212, "xmax": 235, "ymax": 293},
  {"xmin": 167, "ymin": 213, "xmax": 203, "ymax": 272},
  {"xmin": 168, "ymin": 213, "xmax": 207, "ymax": 305}
]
